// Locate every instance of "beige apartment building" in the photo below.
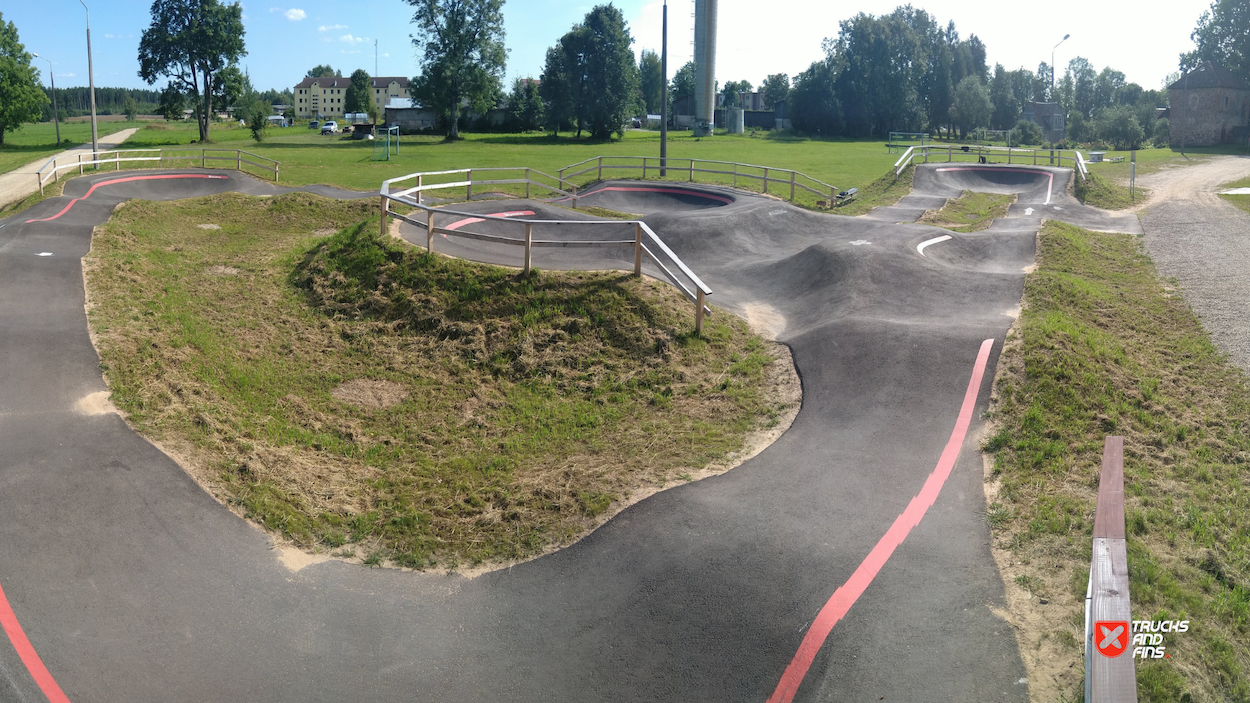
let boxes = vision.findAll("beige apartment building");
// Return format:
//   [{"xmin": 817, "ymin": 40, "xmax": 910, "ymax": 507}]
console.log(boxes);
[{"xmin": 293, "ymin": 76, "xmax": 409, "ymax": 119}]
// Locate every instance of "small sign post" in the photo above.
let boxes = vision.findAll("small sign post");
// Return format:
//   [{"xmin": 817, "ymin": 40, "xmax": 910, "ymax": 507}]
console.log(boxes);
[{"xmin": 1130, "ymin": 151, "xmax": 1137, "ymax": 200}]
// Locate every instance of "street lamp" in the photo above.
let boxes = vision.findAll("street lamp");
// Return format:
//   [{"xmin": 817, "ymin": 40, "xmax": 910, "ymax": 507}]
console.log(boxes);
[
  {"xmin": 660, "ymin": 0, "xmax": 668, "ymax": 177},
  {"xmin": 1051, "ymin": 33, "xmax": 1070, "ymax": 95},
  {"xmin": 33, "ymin": 53, "xmax": 61, "ymax": 146},
  {"xmin": 76, "ymin": 0, "xmax": 99, "ymax": 160}
]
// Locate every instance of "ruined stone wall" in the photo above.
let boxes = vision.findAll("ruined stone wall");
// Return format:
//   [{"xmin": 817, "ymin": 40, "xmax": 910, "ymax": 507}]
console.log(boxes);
[{"xmin": 1170, "ymin": 87, "xmax": 1250, "ymax": 146}]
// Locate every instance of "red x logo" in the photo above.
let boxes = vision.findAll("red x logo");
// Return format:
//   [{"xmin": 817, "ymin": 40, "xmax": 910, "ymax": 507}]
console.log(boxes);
[{"xmin": 1095, "ymin": 621, "xmax": 1129, "ymax": 657}]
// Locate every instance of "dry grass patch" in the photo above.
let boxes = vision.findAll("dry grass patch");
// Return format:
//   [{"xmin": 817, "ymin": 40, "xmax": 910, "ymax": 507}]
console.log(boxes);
[
  {"xmin": 85, "ymin": 192, "xmax": 795, "ymax": 570},
  {"xmin": 918, "ymin": 189, "xmax": 1015, "ymax": 232},
  {"xmin": 983, "ymin": 221, "xmax": 1250, "ymax": 702}
]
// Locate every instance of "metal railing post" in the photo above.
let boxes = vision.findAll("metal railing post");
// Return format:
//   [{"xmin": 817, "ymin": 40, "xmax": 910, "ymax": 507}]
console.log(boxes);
[
  {"xmin": 379, "ymin": 195, "xmax": 389, "ymax": 238},
  {"xmin": 789, "ymin": 171, "xmax": 796, "ymax": 201},
  {"xmin": 523, "ymin": 223, "xmax": 533, "ymax": 274},
  {"xmin": 695, "ymin": 290, "xmax": 706, "ymax": 335},
  {"xmin": 426, "ymin": 209, "xmax": 435, "ymax": 254},
  {"xmin": 634, "ymin": 224, "xmax": 643, "ymax": 276}
]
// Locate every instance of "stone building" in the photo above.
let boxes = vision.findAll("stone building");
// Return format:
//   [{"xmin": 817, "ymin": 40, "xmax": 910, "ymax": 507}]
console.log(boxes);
[{"xmin": 1168, "ymin": 61, "xmax": 1250, "ymax": 147}]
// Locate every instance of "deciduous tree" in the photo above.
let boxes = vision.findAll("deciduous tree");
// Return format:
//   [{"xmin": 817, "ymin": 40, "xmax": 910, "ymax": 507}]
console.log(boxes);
[
  {"xmin": 1182, "ymin": 0, "xmax": 1250, "ymax": 82},
  {"xmin": 407, "ymin": 0, "xmax": 506, "ymax": 139},
  {"xmin": 346, "ymin": 68, "xmax": 372, "ymax": 115},
  {"xmin": 670, "ymin": 60, "xmax": 696, "ymax": 103},
  {"xmin": 507, "ymin": 77, "xmax": 544, "ymax": 131},
  {"xmin": 0, "ymin": 12, "xmax": 49, "ymax": 145},
  {"xmin": 138, "ymin": 0, "xmax": 246, "ymax": 143},
  {"xmin": 639, "ymin": 49, "xmax": 663, "ymax": 114},
  {"xmin": 949, "ymin": 75, "xmax": 991, "ymax": 138},
  {"xmin": 759, "ymin": 73, "xmax": 789, "ymax": 109},
  {"xmin": 307, "ymin": 64, "xmax": 338, "ymax": 78}
]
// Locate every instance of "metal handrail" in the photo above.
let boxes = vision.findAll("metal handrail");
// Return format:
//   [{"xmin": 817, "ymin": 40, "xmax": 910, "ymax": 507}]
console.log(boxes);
[
  {"xmin": 379, "ymin": 169, "xmax": 713, "ymax": 332},
  {"xmin": 557, "ymin": 155, "xmax": 840, "ymax": 204},
  {"xmin": 35, "ymin": 147, "xmax": 281, "ymax": 193},
  {"xmin": 894, "ymin": 146, "xmax": 917, "ymax": 178}
]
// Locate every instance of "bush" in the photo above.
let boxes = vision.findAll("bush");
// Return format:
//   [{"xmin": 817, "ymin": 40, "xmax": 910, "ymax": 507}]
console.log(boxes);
[
  {"xmin": 1014, "ymin": 119, "xmax": 1044, "ymax": 146},
  {"xmin": 1152, "ymin": 117, "xmax": 1170, "ymax": 146}
]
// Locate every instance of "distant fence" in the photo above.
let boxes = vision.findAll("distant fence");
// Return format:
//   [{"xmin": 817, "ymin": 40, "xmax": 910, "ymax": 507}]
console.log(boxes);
[
  {"xmin": 36, "ymin": 147, "xmax": 280, "ymax": 194},
  {"xmin": 379, "ymin": 168, "xmax": 713, "ymax": 333},
  {"xmin": 557, "ymin": 156, "xmax": 841, "ymax": 205},
  {"xmin": 893, "ymin": 144, "xmax": 1089, "ymax": 180},
  {"xmin": 1085, "ymin": 436, "xmax": 1137, "ymax": 703}
]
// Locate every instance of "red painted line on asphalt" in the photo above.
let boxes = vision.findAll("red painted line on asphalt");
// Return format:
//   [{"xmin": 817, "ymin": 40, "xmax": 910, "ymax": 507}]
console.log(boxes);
[
  {"xmin": 559, "ymin": 186, "xmax": 733, "ymax": 205},
  {"xmin": 442, "ymin": 210, "xmax": 535, "ymax": 236},
  {"xmin": 935, "ymin": 167, "xmax": 1054, "ymax": 205},
  {"xmin": 766, "ymin": 338, "xmax": 996, "ymax": 703},
  {"xmin": 25, "ymin": 174, "xmax": 229, "ymax": 223},
  {"xmin": 0, "ymin": 580, "xmax": 71, "ymax": 703}
]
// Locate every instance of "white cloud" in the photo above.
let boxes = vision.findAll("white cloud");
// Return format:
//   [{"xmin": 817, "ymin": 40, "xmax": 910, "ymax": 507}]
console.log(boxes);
[
  {"xmin": 341, "ymin": 50, "xmax": 361, "ymax": 55},
  {"xmin": 382, "ymin": 52, "xmax": 390, "ymax": 58},
  {"xmin": 284, "ymin": 8, "xmax": 306, "ymax": 21},
  {"xmin": 340, "ymin": 33, "xmax": 369, "ymax": 45},
  {"xmin": 318, "ymin": 24, "xmax": 347, "ymax": 32},
  {"xmin": 60, "ymin": 72, "xmax": 76, "ymax": 78}
]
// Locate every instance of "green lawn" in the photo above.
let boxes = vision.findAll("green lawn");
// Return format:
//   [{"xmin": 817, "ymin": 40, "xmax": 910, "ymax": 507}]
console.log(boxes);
[
  {"xmin": 0, "ymin": 120, "xmax": 151, "ymax": 175},
  {"xmin": 1219, "ymin": 175, "xmax": 1250, "ymax": 214},
  {"xmin": 1084, "ymin": 144, "xmax": 1250, "ymax": 181}
]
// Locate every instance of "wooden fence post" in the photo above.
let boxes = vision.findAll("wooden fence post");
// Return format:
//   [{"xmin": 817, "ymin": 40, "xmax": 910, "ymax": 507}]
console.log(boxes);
[
  {"xmin": 642, "ymin": 158, "xmax": 647, "ymax": 180},
  {"xmin": 416, "ymin": 174, "xmax": 423, "ymax": 205},
  {"xmin": 78, "ymin": 154, "xmax": 83, "ymax": 175},
  {"xmin": 525, "ymin": 168, "xmax": 530, "ymax": 199},
  {"xmin": 633, "ymin": 224, "xmax": 643, "ymax": 276},
  {"xmin": 379, "ymin": 195, "xmax": 389, "ymax": 239},
  {"xmin": 789, "ymin": 171, "xmax": 796, "ymax": 201},
  {"xmin": 426, "ymin": 209, "xmax": 435, "ymax": 254},
  {"xmin": 466, "ymin": 169, "xmax": 472, "ymax": 201},
  {"xmin": 695, "ymin": 290, "xmax": 706, "ymax": 335},
  {"xmin": 237, "ymin": 151, "xmax": 242, "ymax": 171},
  {"xmin": 689, "ymin": 160, "xmax": 694, "ymax": 182},
  {"xmin": 201, "ymin": 148, "xmax": 206, "ymax": 169},
  {"xmin": 523, "ymin": 223, "xmax": 533, "ymax": 274},
  {"xmin": 37, "ymin": 173, "xmax": 43, "ymax": 195},
  {"xmin": 598, "ymin": 156, "xmax": 603, "ymax": 181},
  {"xmin": 763, "ymin": 167, "xmax": 769, "ymax": 195},
  {"xmin": 572, "ymin": 185, "xmax": 579, "ymax": 210},
  {"xmin": 733, "ymin": 163, "xmax": 738, "ymax": 188},
  {"xmin": 1086, "ymin": 435, "xmax": 1137, "ymax": 703}
]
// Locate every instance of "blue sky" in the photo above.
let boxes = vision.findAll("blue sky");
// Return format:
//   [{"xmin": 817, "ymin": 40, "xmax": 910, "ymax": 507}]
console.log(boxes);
[{"xmin": 7, "ymin": 0, "xmax": 1216, "ymax": 96}]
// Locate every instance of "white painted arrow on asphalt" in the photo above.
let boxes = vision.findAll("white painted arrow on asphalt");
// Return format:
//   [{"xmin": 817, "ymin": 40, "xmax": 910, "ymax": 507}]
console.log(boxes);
[{"xmin": 1024, "ymin": 207, "xmax": 1034, "ymax": 216}]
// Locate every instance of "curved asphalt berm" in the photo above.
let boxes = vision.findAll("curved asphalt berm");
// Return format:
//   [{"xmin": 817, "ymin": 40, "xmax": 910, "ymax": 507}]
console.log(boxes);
[{"xmin": 0, "ymin": 164, "xmax": 1133, "ymax": 701}]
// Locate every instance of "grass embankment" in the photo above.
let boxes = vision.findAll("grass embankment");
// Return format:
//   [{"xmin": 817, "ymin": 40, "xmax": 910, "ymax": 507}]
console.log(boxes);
[
  {"xmin": 917, "ymin": 190, "xmax": 1014, "ymax": 232},
  {"xmin": 85, "ymin": 192, "xmax": 794, "ymax": 569},
  {"xmin": 1074, "ymin": 170, "xmax": 1150, "ymax": 210},
  {"xmin": 983, "ymin": 221, "xmax": 1250, "ymax": 701},
  {"xmin": 1219, "ymin": 176, "xmax": 1250, "ymax": 215}
]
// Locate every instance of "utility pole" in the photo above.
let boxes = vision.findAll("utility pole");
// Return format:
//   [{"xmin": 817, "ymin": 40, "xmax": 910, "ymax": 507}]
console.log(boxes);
[
  {"xmin": 77, "ymin": 0, "xmax": 98, "ymax": 160},
  {"xmin": 660, "ymin": 0, "xmax": 668, "ymax": 177},
  {"xmin": 374, "ymin": 39, "xmax": 378, "ymax": 77},
  {"xmin": 34, "ymin": 54, "xmax": 61, "ymax": 145}
]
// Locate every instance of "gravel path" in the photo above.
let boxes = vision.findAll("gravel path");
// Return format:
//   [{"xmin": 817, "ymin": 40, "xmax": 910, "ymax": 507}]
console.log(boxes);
[
  {"xmin": 0, "ymin": 128, "xmax": 139, "ymax": 209},
  {"xmin": 1136, "ymin": 155, "xmax": 1250, "ymax": 370}
]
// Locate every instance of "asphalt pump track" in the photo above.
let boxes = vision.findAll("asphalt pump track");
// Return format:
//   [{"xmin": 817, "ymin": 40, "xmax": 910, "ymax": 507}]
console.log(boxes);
[{"xmin": 0, "ymin": 165, "xmax": 1138, "ymax": 701}]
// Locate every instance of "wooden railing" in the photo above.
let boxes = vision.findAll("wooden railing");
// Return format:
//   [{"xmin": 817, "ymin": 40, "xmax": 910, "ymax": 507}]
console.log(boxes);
[
  {"xmin": 380, "ymin": 169, "xmax": 713, "ymax": 333},
  {"xmin": 1084, "ymin": 436, "xmax": 1137, "ymax": 703},
  {"xmin": 557, "ymin": 156, "xmax": 840, "ymax": 204},
  {"xmin": 36, "ymin": 147, "xmax": 280, "ymax": 194},
  {"xmin": 382, "ymin": 166, "xmax": 580, "ymax": 206},
  {"xmin": 894, "ymin": 144, "xmax": 1088, "ymax": 180}
]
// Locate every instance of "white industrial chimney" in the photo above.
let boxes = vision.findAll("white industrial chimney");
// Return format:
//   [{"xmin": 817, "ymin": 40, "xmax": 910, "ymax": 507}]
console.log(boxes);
[{"xmin": 693, "ymin": 0, "xmax": 717, "ymax": 137}]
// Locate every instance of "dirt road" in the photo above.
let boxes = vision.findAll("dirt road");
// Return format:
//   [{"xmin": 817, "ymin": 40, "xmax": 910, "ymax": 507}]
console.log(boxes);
[{"xmin": 1135, "ymin": 155, "xmax": 1250, "ymax": 370}]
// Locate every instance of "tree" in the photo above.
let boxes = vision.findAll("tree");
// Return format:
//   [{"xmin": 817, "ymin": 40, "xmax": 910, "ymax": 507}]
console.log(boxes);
[
  {"xmin": 124, "ymin": 94, "xmax": 139, "ymax": 121},
  {"xmin": 1033, "ymin": 62, "xmax": 1052, "ymax": 103},
  {"xmin": 138, "ymin": 0, "xmax": 246, "ymax": 143},
  {"xmin": 346, "ymin": 68, "xmax": 372, "ymax": 115},
  {"xmin": 1182, "ymin": 0, "xmax": 1250, "ymax": 82},
  {"xmin": 539, "ymin": 44, "xmax": 575, "ymax": 134},
  {"xmin": 989, "ymin": 64, "xmax": 1019, "ymax": 129},
  {"xmin": 1067, "ymin": 57, "xmax": 1096, "ymax": 119},
  {"xmin": 1093, "ymin": 67, "xmax": 1125, "ymax": 114},
  {"xmin": 1014, "ymin": 119, "xmax": 1044, "ymax": 145},
  {"xmin": 1095, "ymin": 105, "xmax": 1145, "ymax": 150},
  {"xmin": 788, "ymin": 59, "xmax": 842, "ymax": 135},
  {"xmin": 216, "ymin": 64, "xmax": 250, "ymax": 112},
  {"xmin": 722, "ymin": 79, "xmax": 751, "ymax": 108},
  {"xmin": 246, "ymin": 97, "xmax": 270, "ymax": 141},
  {"xmin": 638, "ymin": 49, "xmax": 663, "ymax": 114},
  {"xmin": 407, "ymin": 0, "xmax": 506, "ymax": 139},
  {"xmin": 576, "ymin": 5, "xmax": 640, "ymax": 138},
  {"xmin": 0, "ymin": 12, "xmax": 49, "ymax": 145},
  {"xmin": 158, "ymin": 83, "xmax": 185, "ymax": 120},
  {"xmin": 949, "ymin": 75, "xmax": 991, "ymax": 138},
  {"xmin": 507, "ymin": 77, "xmax": 544, "ymax": 131},
  {"xmin": 760, "ymin": 73, "xmax": 789, "ymax": 109},
  {"xmin": 670, "ymin": 60, "xmax": 696, "ymax": 103},
  {"xmin": 306, "ymin": 64, "xmax": 338, "ymax": 78}
]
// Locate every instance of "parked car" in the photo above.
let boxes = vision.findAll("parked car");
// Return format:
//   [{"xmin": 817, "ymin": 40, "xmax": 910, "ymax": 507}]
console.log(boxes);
[
  {"xmin": 308, "ymin": 120, "xmax": 319, "ymax": 129},
  {"xmin": 320, "ymin": 121, "xmax": 339, "ymax": 134}
]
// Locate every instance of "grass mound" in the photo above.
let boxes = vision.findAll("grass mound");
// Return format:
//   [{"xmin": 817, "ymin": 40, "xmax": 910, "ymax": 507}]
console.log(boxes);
[
  {"xmin": 917, "ymin": 190, "xmax": 1014, "ymax": 232},
  {"xmin": 86, "ymin": 192, "xmax": 794, "ymax": 569},
  {"xmin": 1073, "ymin": 170, "xmax": 1149, "ymax": 210},
  {"xmin": 984, "ymin": 221, "xmax": 1250, "ymax": 701}
]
